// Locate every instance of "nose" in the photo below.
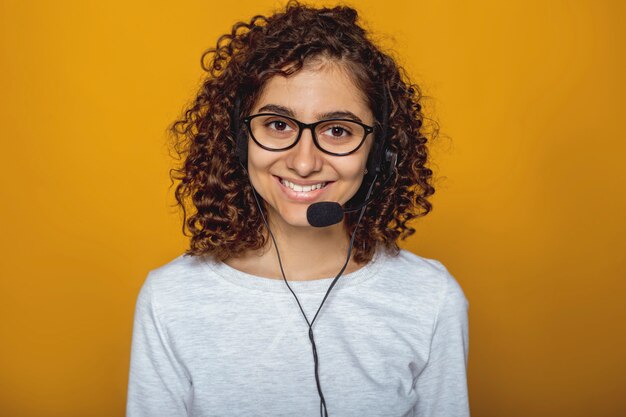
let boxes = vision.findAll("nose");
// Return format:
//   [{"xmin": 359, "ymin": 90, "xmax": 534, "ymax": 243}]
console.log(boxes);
[{"xmin": 285, "ymin": 127, "xmax": 323, "ymax": 176}]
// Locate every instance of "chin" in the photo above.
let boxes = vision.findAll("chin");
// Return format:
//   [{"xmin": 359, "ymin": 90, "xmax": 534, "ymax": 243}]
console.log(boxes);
[{"xmin": 270, "ymin": 205, "xmax": 315, "ymax": 228}]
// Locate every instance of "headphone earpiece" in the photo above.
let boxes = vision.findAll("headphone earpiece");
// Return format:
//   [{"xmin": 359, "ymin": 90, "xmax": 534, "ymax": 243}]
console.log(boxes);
[
  {"xmin": 236, "ymin": 130, "xmax": 248, "ymax": 169},
  {"xmin": 232, "ymin": 95, "xmax": 249, "ymax": 169},
  {"xmin": 365, "ymin": 82, "xmax": 396, "ymax": 181},
  {"xmin": 384, "ymin": 148, "xmax": 398, "ymax": 179}
]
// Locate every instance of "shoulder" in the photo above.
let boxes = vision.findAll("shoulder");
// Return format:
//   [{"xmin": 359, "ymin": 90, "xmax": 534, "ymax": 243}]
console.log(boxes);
[
  {"xmin": 137, "ymin": 253, "xmax": 221, "ymax": 312},
  {"xmin": 145, "ymin": 253, "xmax": 208, "ymax": 287},
  {"xmin": 382, "ymin": 248, "xmax": 451, "ymax": 275},
  {"xmin": 375, "ymin": 248, "xmax": 468, "ymax": 311}
]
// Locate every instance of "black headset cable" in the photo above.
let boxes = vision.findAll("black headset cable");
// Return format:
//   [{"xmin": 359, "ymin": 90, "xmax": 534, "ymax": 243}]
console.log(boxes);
[{"xmin": 249, "ymin": 172, "xmax": 378, "ymax": 417}]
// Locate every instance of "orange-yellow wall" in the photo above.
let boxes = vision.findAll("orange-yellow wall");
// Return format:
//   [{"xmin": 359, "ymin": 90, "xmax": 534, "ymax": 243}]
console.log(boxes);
[{"xmin": 1, "ymin": 0, "xmax": 624, "ymax": 416}]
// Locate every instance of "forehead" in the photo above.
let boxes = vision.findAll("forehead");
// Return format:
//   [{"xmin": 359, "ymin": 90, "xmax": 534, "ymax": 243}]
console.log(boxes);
[{"xmin": 252, "ymin": 60, "xmax": 373, "ymax": 122}]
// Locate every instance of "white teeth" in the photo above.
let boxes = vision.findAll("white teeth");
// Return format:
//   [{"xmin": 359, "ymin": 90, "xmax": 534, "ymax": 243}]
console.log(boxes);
[{"xmin": 280, "ymin": 178, "xmax": 326, "ymax": 192}]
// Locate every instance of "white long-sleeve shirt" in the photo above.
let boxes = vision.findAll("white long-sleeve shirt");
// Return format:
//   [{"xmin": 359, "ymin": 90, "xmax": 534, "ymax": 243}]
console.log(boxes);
[{"xmin": 126, "ymin": 249, "xmax": 470, "ymax": 416}]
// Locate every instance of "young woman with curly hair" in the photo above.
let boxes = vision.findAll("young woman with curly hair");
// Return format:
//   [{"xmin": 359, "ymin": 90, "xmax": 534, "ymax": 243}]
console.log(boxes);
[{"xmin": 127, "ymin": 2, "xmax": 469, "ymax": 416}]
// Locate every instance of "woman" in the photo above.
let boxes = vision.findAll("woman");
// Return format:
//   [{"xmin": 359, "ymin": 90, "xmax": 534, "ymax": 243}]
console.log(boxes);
[{"xmin": 127, "ymin": 2, "xmax": 469, "ymax": 416}]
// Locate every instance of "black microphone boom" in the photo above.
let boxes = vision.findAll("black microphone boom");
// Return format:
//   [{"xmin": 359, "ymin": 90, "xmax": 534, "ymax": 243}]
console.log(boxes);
[{"xmin": 307, "ymin": 172, "xmax": 392, "ymax": 228}]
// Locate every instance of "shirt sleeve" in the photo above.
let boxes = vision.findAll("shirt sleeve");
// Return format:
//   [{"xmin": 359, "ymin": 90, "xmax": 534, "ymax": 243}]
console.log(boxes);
[
  {"xmin": 413, "ymin": 271, "xmax": 470, "ymax": 417},
  {"xmin": 126, "ymin": 274, "xmax": 192, "ymax": 417}
]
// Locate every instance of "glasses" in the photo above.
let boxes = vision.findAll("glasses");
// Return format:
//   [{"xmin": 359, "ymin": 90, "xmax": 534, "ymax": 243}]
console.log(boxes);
[{"xmin": 243, "ymin": 113, "xmax": 374, "ymax": 156}]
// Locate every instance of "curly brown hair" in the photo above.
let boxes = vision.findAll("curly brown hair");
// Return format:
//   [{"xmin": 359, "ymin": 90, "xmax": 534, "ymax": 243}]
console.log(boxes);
[{"xmin": 169, "ymin": 1, "xmax": 437, "ymax": 264}]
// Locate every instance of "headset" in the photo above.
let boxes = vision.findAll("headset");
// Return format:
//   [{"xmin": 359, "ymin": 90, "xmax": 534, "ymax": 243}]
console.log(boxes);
[{"xmin": 229, "ymin": 81, "xmax": 397, "ymax": 417}]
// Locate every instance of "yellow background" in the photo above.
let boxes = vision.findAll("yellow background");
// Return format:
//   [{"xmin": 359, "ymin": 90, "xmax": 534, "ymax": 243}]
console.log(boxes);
[{"xmin": 1, "ymin": 0, "xmax": 624, "ymax": 416}]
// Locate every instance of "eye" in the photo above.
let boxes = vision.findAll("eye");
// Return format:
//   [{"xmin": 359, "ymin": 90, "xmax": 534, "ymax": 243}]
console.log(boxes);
[
  {"xmin": 321, "ymin": 124, "xmax": 353, "ymax": 138},
  {"xmin": 265, "ymin": 119, "xmax": 294, "ymax": 132}
]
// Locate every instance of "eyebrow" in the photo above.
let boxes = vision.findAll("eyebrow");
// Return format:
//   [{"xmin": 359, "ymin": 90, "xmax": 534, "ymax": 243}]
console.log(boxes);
[{"xmin": 257, "ymin": 104, "xmax": 364, "ymax": 123}]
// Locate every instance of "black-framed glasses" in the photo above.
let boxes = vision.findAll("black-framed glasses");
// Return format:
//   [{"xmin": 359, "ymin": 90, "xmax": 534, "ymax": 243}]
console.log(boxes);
[{"xmin": 243, "ymin": 113, "xmax": 374, "ymax": 156}]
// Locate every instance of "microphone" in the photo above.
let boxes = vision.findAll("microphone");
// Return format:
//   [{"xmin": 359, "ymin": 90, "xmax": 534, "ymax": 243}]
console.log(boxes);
[{"xmin": 307, "ymin": 202, "xmax": 344, "ymax": 227}]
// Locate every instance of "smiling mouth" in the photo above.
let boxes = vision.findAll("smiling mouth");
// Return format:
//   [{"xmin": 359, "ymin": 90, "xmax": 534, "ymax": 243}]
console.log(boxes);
[
  {"xmin": 280, "ymin": 178, "xmax": 328, "ymax": 192},
  {"xmin": 274, "ymin": 176, "xmax": 333, "ymax": 194}
]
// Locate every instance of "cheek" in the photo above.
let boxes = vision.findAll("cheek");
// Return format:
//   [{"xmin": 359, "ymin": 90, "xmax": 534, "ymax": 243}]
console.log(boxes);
[
  {"xmin": 337, "ymin": 159, "xmax": 368, "ymax": 193},
  {"xmin": 340, "ymin": 150, "xmax": 370, "ymax": 179},
  {"xmin": 246, "ymin": 149, "xmax": 279, "ymax": 192},
  {"xmin": 247, "ymin": 139, "xmax": 271, "ymax": 169}
]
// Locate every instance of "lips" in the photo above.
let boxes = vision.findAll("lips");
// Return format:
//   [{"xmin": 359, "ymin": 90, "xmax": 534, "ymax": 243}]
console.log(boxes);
[
  {"xmin": 273, "ymin": 175, "xmax": 333, "ymax": 203},
  {"xmin": 280, "ymin": 178, "xmax": 326, "ymax": 192}
]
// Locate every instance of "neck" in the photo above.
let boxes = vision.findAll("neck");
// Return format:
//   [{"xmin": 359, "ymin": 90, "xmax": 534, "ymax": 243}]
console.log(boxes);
[
  {"xmin": 263, "ymin": 212, "xmax": 357, "ymax": 281},
  {"xmin": 225, "ymin": 210, "xmax": 364, "ymax": 281}
]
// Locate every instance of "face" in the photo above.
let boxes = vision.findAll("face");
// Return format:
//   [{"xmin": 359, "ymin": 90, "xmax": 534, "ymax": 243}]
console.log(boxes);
[{"xmin": 246, "ymin": 60, "xmax": 375, "ymax": 228}]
